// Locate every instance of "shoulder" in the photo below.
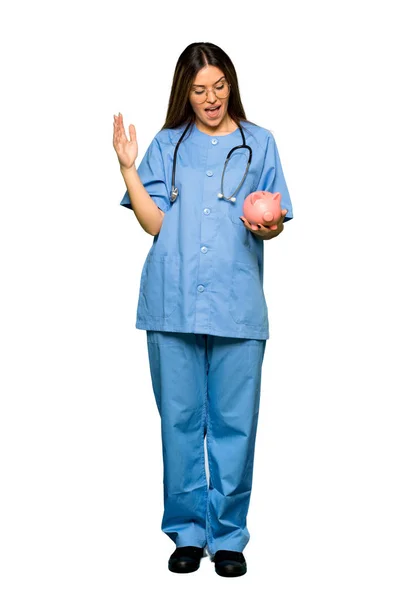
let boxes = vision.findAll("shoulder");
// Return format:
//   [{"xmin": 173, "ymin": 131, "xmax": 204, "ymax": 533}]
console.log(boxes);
[
  {"xmin": 153, "ymin": 125, "xmax": 186, "ymax": 148},
  {"xmin": 240, "ymin": 120, "xmax": 276, "ymax": 151}
]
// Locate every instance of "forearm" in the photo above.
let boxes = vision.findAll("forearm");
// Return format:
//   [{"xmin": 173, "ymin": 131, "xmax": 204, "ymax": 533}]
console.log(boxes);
[{"xmin": 120, "ymin": 165, "xmax": 164, "ymax": 236}]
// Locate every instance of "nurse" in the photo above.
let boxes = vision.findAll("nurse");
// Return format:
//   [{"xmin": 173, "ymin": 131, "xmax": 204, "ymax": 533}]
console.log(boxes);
[{"xmin": 113, "ymin": 42, "xmax": 293, "ymax": 577}]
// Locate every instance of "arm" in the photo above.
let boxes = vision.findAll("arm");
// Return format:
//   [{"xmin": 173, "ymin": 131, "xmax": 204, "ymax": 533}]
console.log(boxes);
[
  {"xmin": 119, "ymin": 133, "xmax": 171, "ymax": 236},
  {"xmin": 255, "ymin": 131, "xmax": 294, "ymax": 224},
  {"xmin": 120, "ymin": 165, "xmax": 164, "ymax": 236},
  {"xmin": 240, "ymin": 131, "xmax": 293, "ymax": 240}
]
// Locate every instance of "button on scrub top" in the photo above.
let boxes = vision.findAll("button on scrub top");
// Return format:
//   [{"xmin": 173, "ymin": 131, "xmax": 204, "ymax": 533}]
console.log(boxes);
[{"xmin": 120, "ymin": 120, "xmax": 294, "ymax": 340}]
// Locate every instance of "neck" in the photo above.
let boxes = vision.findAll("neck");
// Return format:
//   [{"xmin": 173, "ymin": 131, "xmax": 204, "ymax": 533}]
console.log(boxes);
[{"xmin": 195, "ymin": 114, "xmax": 238, "ymax": 136}]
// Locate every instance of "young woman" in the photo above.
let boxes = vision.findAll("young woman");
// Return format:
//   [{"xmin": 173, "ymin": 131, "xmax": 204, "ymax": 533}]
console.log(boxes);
[{"xmin": 113, "ymin": 42, "xmax": 293, "ymax": 577}]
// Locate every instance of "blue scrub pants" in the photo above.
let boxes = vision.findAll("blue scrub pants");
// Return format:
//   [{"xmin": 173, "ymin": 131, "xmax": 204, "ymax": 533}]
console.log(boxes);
[{"xmin": 146, "ymin": 331, "xmax": 267, "ymax": 556}]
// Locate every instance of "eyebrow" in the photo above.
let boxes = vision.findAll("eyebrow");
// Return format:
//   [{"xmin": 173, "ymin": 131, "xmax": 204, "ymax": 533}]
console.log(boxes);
[{"xmin": 192, "ymin": 76, "xmax": 225, "ymax": 88}]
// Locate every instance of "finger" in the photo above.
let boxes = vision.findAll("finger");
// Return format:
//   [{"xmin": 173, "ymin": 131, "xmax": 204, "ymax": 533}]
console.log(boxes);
[
  {"xmin": 239, "ymin": 216, "xmax": 251, "ymax": 230},
  {"xmin": 117, "ymin": 113, "xmax": 127, "ymax": 142},
  {"xmin": 114, "ymin": 114, "xmax": 121, "ymax": 137},
  {"xmin": 113, "ymin": 114, "xmax": 121, "ymax": 145},
  {"xmin": 128, "ymin": 123, "xmax": 136, "ymax": 143},
  {"xmin": 253, "ymin": 227, "xmax": 266, "ymax": 237},
  {"xmin": 242, "ymin": 217, "xmax": 262, "ymax": 231},
  {"xmin": 278, "ymin": 210, "xmax": 288, "ymax": 225},
  {"xmin": 277, "ymin": 212, "xmax": 286, "ymax": 225}
]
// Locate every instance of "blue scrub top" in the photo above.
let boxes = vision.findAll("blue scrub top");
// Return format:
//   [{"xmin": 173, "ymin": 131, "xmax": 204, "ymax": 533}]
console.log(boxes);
[{"xmin": 120, "ymin": 119, "xmax": 293, "ymax": 340}]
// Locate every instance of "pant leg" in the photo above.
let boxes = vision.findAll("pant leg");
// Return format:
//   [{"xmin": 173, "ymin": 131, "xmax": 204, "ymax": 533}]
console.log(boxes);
[
  {"xmin": 146, "ymin": 330, "xmax": 208, "ymax": 548},
  {"xmin": 205, "ymin": 335, "xmax": 267, "ymax": 554}
]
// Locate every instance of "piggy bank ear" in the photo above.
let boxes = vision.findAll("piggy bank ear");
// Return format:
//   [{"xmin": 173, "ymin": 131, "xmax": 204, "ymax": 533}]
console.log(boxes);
[{"xmin": 273, "ymin": 192, "xmax": 281, "ymax": 202}]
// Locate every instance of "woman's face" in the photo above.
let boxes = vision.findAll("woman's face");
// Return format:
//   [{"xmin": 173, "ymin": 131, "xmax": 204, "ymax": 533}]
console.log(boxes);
[{"xmin": 189, "ymin": 65, "xmax": 231, "ymax": 129}]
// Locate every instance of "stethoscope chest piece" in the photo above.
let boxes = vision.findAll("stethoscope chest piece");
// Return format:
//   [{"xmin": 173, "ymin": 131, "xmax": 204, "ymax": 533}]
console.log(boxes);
[
  {"xmin": 218, "ymin": 192, "xmax": 236, "ymax": 202},
  {"xmin": 170, "ymin": 186, "xmax": 178, "ymax": 202}
]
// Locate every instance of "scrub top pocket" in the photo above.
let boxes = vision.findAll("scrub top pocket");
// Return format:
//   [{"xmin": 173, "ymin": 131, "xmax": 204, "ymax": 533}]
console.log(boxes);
[
  {"xmin": 138, "ymin": 254, "xmax": 180, "ymax": 319},
  {"xmin": 229, "ymin": 261, "xmax": 268, "ymax": 327}
]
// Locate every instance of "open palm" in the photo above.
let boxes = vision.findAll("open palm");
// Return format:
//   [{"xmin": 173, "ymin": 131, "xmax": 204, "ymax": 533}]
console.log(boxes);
[{"xmin": 113, "ymin": 113, "xmax": 138, "ymax": 169}]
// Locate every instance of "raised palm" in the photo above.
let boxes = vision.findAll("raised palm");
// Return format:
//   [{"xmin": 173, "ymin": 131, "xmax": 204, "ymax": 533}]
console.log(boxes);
[{"xmin": 113, "ymin": 113, "xmax": 138, "ymax": 169}]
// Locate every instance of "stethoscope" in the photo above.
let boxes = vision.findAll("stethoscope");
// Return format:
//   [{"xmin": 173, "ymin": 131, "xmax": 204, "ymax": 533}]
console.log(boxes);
[{"xmin": 170, "ymin": 120, "xmax": 252, "ymax": 204}]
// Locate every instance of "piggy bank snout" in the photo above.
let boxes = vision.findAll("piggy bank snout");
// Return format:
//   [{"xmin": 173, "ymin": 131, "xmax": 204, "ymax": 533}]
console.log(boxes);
[{"xmin": 263, "ymin": 211, "xmax": 274, "ymax": 222}]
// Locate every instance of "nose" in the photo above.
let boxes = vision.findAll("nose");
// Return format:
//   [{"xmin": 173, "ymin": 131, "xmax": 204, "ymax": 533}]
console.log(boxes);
[{"xmin": 206, "ymin": 90, "xmax": 218, "ymax": 103}]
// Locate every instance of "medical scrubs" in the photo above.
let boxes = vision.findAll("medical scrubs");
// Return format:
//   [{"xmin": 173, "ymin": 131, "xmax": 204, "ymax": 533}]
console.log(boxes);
[{"xmin": 120, "ymin": 119, "xmax": 293, "ymax": 555}]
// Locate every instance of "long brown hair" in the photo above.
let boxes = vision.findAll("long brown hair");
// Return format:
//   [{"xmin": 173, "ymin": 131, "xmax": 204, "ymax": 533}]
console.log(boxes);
[{"xmin": 161, "ymin": 42, "xmax": 257, "ymax": 133}]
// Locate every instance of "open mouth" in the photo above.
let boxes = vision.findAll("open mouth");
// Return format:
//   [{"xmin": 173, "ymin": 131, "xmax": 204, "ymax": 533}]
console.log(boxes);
[{"xmin": 205, "ymin": 105, "xmax": 221, "ymax": 118}]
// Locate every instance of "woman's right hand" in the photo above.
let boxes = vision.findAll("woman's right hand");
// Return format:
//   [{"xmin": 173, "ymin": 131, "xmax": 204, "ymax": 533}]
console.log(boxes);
[{"xmin": 113, "ymin": 113, "xmax": 138, "ymax": 170}]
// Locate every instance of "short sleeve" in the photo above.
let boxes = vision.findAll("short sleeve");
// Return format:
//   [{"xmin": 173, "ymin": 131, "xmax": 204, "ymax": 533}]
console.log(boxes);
[
  {"xmin": 119, "ymin": 136, "xmax": 171, "ymax": 213},
  {"xmin": 255, "ymin": 132, "xmax": 293, "ymax": 223}
]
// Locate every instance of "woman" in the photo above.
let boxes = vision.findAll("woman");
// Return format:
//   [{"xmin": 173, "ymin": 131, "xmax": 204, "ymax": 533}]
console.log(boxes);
[{"xmin": 113, "ymin": 42, "xmax": 293, "ymax": 577}]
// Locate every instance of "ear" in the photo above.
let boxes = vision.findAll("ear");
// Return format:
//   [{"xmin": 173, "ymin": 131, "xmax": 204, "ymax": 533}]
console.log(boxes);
[{"xmin": 273, "ymin": 192, "xmax": 281, "ymax": 202}]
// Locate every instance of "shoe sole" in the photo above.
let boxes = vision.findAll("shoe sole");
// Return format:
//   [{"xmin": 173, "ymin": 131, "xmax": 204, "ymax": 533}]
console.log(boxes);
[
  {"xmin": 168, "ymin": 563, "xmax": 201, "ymax": 574},
  {"xmin": 215, "ymin": 563, "xmax": 247, "ymax": 577}
]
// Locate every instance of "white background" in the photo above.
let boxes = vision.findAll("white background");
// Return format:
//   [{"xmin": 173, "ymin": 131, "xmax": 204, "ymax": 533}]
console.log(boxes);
[{"xmin": 1, "ymin": 0, "xmax": 399, "ymax": 597}]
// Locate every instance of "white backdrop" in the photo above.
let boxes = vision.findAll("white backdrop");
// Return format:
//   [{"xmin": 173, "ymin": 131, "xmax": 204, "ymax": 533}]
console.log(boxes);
[{"xmin": 1, "ymin": 0, "xmax": 399, "ymax": 598}]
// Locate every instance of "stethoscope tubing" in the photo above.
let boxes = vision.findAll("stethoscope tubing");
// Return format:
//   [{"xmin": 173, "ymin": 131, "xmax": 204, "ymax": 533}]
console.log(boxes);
[{"xmin": 170, "ymin": 120, "xmax": 252, "ymax": 204}]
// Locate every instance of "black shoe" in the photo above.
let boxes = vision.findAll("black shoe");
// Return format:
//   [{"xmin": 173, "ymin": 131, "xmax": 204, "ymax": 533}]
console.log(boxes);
[
  {"xmin": 168, "ymin": 545, "xmax": 206, "ymax": 573},
  {"xmin": 212, "ymin": 549, "xmax": 247, "ymax": 577}
]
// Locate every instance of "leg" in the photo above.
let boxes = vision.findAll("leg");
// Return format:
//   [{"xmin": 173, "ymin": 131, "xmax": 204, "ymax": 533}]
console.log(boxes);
[
  {"xmin": 205, "ymin": 335, "xmax": 267, "ymax": 554},
  {"xmin": 146, "ymin": 331, "xmax": 209, "ymax": 548}
]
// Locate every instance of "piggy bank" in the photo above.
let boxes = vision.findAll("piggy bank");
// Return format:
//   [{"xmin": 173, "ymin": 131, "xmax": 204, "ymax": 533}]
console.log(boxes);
[{"xmin": 243, "ymin": 191, "xmax": 282, "ymax": 230}]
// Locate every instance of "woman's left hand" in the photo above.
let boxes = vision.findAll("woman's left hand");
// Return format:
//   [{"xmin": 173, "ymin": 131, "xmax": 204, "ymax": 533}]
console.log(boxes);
[{"xmin": 239, "ymin": 209, "xmax": 288, "ymax": 240}]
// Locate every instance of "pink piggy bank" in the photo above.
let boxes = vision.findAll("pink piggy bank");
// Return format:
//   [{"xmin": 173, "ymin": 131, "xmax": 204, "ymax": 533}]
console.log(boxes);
[{"xmin": 243, "ymin": 191, "xmax": 282, "ymax": 230}]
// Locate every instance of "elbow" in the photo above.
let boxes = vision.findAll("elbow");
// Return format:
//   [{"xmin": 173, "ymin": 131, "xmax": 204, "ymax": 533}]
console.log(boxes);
[
  {"xmin": 146, "ymin": 224, "xmax": 160, "ymax": 236},
  {"xmin": 148, "ymin": 210, "xmax": 164, "ymax": 236},
  {"xmin": 148, "ymin": 228, "xmax": 160, "ymax": 237}
]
